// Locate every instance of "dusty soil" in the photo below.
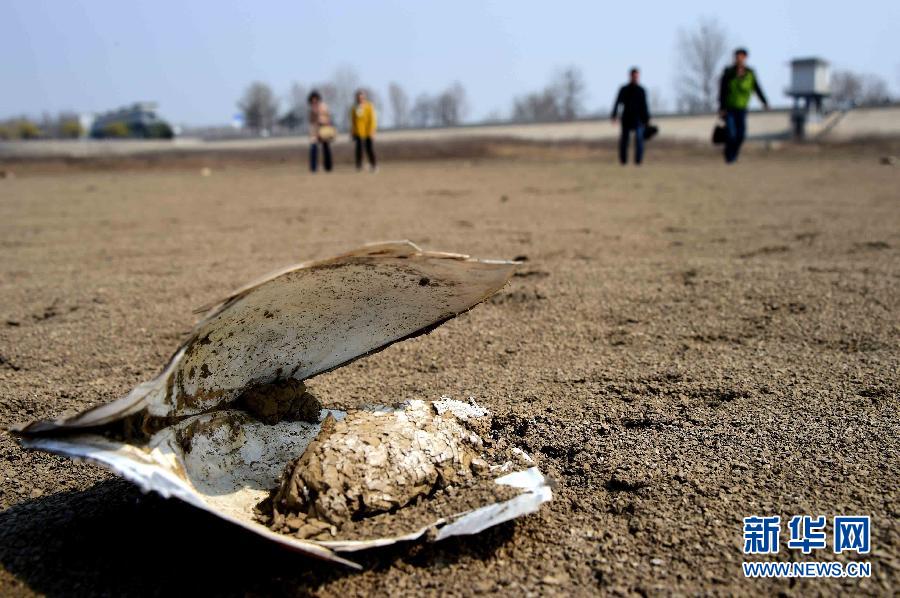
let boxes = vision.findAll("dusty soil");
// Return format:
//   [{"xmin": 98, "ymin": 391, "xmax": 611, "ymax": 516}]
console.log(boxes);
[
  {"xmin": 261, "ymin": 400, "xmax": 521, "ymax": 542},
  {"xmin": 0, "ymin": 145, "xmax": 898, "ymax": 596},
  {"xmin": 267, "ymin": 401, "xmax": 487, "ymax": 528},
  {"xmin": 261, "ymin": 476, "xmax": 522, "ymax": 543}
]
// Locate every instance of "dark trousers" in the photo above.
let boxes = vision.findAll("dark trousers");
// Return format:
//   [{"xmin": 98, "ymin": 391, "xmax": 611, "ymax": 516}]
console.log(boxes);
[
  {"xmin": 354, "ymin": 136, "xmax": 376, "ymax": 169},
  {"xmin": 724, "ymin": 109, "xmax": 747, "ymax": 163},
  {"xmin": 619, "ymin": 123, "xmax": 645, "ymax": 165},
  {"xmin": 309, "ymin": 141, "xmax": 332, "ymax": 172}
]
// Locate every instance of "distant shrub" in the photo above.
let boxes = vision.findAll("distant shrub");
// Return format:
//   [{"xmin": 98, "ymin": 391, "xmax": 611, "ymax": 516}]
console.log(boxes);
[
  {"xmin": 146, "ymin": 122, "xmax": 174, "ymax": 139},
  {"xmin": 17, "ymin": 120, "xmax": 42, "ymax": 139},
  {"xmin": 60, "ymin": 120, "xmax": 83, "ymax": 138},
  {"xmin": 102, "ymin": 121, "xmax": 130, "ymax": 138},
  {"xmin": 0, "ymin": 125, "xmax": 10, "ymax": 140}
]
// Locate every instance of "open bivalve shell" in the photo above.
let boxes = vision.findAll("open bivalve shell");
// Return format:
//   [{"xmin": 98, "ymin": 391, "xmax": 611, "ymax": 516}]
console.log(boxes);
[{"xmin": 11, "ymin": 241, "xmax": 552, "ymax": 568}]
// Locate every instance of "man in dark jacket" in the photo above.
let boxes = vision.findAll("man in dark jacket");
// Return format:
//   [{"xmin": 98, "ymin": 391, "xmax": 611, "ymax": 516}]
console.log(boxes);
[
  {"xmin": 718, "ymin": 48, "xmax": 769, "ymax": 163},
  {"xmin": 611, "ymin": 68, "xmax": 650, "ymax": 165}
]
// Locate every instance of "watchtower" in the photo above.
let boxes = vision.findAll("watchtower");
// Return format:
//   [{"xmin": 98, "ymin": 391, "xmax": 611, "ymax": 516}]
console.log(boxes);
[{"xmin": 786, "ymin": 57, "xmax": 830, "ymax": 138}]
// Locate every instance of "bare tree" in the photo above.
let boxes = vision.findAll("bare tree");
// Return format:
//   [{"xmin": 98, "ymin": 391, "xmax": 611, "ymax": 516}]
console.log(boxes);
[
  {"xmin": 511, "ymin": 66, "xmax": 585, "ymax": 122},
  {"xmin": 551, "ymin": 66, "xmax": 586, "ymax": 120},
  {"xmin": 512, "ymin": 89, "xmax": 561, "ymax": 122},
  {"xmin": 649, "ymin": 87, "xmax": 667, "ymax": 114},
  {"xmin": 327, "ymin": 66, "xmax": 360, "ymax": 130},
  {"xmin": 388, "ymin": 82, "xmax": 410, "ymax": 127},
  {"xmin": 859, "ymin": 74, "xmax": 891, "ymax": 105},
  {"xmin": 675, "ymin": 18, "xmax": 728, "ymax": 113},
  {"xmin": 411, "ymin": 93, "xmax": 435, "ymax": 127},
  {"xmin": 238, "ymin": 82, "xmax": 279, "ymax": 132},
  {"xmin": 279, "ymin": 82, "xmax": 308, "ymax": 132},
  {"xmin": 288, "ymin": 83, "xmax": 308, "ymax": 115},
  {"xmin": 434, "ymin": 82, "xmax": 468, "ymax": 126},
  {"xmin": 831, "ymin": 69, "xmax": 892, "ymax": 107},
  {"xmin": 405, "ymin": 83, "xmax": 468, "ymax": 128},
  {"xmin": 310, "ymin": 67, "xmax": 383, "ymax": 131},
  {"xmin": 830, "ymin": 70, "xmax": 863, "ymax": 106}
]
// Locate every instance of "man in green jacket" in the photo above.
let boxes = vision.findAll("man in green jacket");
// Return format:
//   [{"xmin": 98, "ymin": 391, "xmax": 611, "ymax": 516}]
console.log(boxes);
[{"xmin": 718, "ymin": 48, "xmax": 769, "ymax": 163}]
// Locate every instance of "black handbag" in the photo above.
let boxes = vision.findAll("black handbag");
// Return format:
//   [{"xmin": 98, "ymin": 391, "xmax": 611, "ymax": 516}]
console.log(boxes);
[
  {"xmin": 643, "ymin": 125, "xmax": 659, "ymax": 140},
  {"xmin": 712, "ymin": 123, "xmax": 728, "ymax": 144}
]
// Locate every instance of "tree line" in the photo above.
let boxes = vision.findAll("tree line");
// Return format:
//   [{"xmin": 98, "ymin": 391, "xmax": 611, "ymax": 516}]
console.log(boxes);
[
  {"xmin": 3, "ymin": 17, "xmax": 895, "ymax": 140},
  {"xmin": 237, "ymin": 67, "xmax": 470, "ymax": 133},
  {"xmin": 673, "ymin": 18, "xmax": 893, "ymax": 112},
  {"xmin": 0, "ymin": 112, "xmax": 83, "ymax": 140},
  {"xmin": 239, "ymin": 17, "xmax": 893, "ymax": 134}
]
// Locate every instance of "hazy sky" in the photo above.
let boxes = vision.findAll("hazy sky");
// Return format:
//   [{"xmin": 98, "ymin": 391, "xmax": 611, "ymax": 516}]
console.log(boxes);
[{"xmin": 3, "ymin": 0, "xmax": 898, "ymax": 126}]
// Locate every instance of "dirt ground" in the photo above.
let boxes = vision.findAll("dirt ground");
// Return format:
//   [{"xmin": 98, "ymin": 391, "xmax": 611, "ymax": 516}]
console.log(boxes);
[{"xmin": 0, "ymin": 144, "xmax": 898, "ymax": 596}]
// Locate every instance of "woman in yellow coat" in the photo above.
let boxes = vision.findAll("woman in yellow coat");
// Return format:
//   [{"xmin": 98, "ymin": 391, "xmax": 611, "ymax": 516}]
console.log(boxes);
[{"xmin": 350, "ymin": 89, "xmax": 377, "ymax": 171}]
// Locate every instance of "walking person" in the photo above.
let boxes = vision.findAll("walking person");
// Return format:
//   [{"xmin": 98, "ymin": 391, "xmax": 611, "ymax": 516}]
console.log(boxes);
[
  {"xmin": 350, "ymin": 89, "xmax": 377, "ymax": 171},
  {"xmin": 307, "ymin": 90, "xmax": 335, "ymax": 172},
  {"xmin": 611, "ymin": 68, "xmax": 650, "ymax": 165},
  {"xmin": 718, "ymin": 48, "xmax": 769, "ymax": 163}
]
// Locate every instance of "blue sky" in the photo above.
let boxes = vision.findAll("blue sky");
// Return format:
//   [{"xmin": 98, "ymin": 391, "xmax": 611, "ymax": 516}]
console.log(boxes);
[{"xmin": 3, "ymin": 0, "xmax": 898, "ymax": 126}]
